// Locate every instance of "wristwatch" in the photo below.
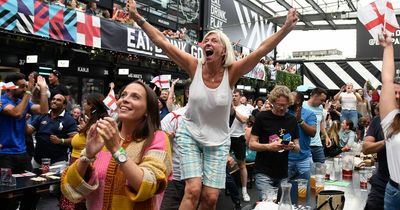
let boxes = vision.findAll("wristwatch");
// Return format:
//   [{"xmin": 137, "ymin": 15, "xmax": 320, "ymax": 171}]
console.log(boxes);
[{"xmin": 112, "ymin": 147, "xmax": 128, "ymax": 164}]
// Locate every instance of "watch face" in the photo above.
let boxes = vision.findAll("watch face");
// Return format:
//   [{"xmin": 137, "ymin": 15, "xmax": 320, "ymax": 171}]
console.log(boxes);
[{"xmin": 118, "ymin": 154, "xmax": 127, "ymax": 163}]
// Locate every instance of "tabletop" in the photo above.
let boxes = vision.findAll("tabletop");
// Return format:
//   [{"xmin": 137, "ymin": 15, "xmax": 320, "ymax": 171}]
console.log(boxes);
[{"xmin": 0, "ymin": 172, "xmax": 60, "ymax": 198}]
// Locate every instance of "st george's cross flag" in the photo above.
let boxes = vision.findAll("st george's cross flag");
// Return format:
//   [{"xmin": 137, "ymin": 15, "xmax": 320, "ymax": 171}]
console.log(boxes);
[
  {"xmin": 151, "ymin": 75, "xmax": 171, "ymax": 89},
  {"xmin": 0, "ymin": 82, "xmax": 18, "ymax": 90},
  {"xmin": 103, "ymin": 89, "xmax": 117, "ymax": 111},
  {"xmin": 0, "ymin": 82, "xmax": 18, "ymax": 96},
  {"xmin": 358, "ymin": 0, "xmax": 399, "ymax": 40}
]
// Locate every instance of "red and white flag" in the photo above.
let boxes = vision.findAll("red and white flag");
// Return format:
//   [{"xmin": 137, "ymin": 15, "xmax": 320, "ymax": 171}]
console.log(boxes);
[
  {"xmin": 151, "ymin": 75, "xmax": 171, "ymax": 89},
  {"xmin": 76, "ymin": 12, "xmax": 101, "ymax": 48},
  {"xmin": 358, "ymin": 0, "xmax": 399, "ymax": 40},
  {"xmin": 103, "ymin": 89, "xmax": 117, "ymax": 111},
  {"xmin": 0, "ymin": 82, "xmax": 18, "ymax": 90}
]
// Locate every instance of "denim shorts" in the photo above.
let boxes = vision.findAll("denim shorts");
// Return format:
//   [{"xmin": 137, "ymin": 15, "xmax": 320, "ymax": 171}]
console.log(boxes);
[
  {"xmin": 255, "ymin": 173, "xmax": 285, "ymax": 201},
  {"xmin": 176, "ymin": 120, "xmax": 230, "ymax": 189},
  {"xmin": 384, "ymin": 180, "xmax": 400, "ymax": 210}
]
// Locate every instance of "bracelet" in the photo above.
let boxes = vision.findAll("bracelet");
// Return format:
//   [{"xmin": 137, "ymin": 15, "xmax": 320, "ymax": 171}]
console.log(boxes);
[
  {"xmin": 80, "ymin": 148, "xmax": 96, "ymax": 163},
  {"xmin": 24, "ymin": 91, "xmax": 32, "ymax": 96},
  {"xmin": 60, "ymin": 138, "xmax": 65, "ymax": 144},
  {"xmin": 297, "ymin": 119, "xmax": 304, "ymax": 125},
  {"xmin": 136, "ymin": 16, "xmax": 146, "ymax": 27}
]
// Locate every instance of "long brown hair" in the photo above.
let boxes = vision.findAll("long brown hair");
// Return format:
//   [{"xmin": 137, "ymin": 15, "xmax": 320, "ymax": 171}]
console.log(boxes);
[
  {"xmin": 328, "ymin": 120, "xmax": 341, "ymax": 146},
  {"xmin": 118, "ymin": 80, "xmax": 160, "ymax": 157},
  {"xmin": 388, "ymin": 113, "xmax": 400, "ymax": 139},
  {"xmin": 80, "ymin": 93, "xmax": 108, "ymax": 135}
]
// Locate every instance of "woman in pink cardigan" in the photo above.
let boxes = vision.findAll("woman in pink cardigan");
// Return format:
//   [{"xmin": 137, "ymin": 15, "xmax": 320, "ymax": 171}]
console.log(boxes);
[{"xmin": 61, "ymin": 80, "xmax": 172, "ymax": 210}]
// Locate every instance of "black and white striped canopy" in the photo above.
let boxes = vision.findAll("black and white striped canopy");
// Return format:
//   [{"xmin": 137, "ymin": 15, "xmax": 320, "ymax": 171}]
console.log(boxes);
[{"xmin": 301, "ymin": 61, "xmax": 382, "ymax": 90}]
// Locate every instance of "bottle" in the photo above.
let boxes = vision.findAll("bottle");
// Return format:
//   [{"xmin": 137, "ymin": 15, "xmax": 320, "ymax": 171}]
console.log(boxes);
[{"xmin": 278, "ymin": 181, "xmax": 293, "ymax": 210}]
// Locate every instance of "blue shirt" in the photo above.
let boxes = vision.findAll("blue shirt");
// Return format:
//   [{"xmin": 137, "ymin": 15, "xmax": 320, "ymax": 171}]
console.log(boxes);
[
  {"xmin": 303, "ymin": 101, "xmax": 324, "ymax": 146},
  {"xmin": 288, "ymin": 107, "xmax": 317, "ymax": 161},
  {"xmin": 31, "ymin": 110, "xmax": 77, "ymax": 164},
  {"xmin": 0, "ymin": 94, "xmax": 33, "ymax": 154}
]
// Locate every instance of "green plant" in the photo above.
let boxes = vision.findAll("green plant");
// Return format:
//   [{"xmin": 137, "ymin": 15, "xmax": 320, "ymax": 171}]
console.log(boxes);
[{"xmin": 275, "ymin": 71, "xmax": 302, "ymax": 91}]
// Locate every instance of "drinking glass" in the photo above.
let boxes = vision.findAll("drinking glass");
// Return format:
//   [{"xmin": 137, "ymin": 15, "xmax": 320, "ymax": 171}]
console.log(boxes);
[
  {"xmin": 1, "ymin": 168, "xmax": 15, "ymax": 186},
  {"xmin": 41, "ymin": 158, "xmax": 51, "ymax": 174},
  {"xmin": 342, "ymin": 153, "xmax": 354, "ymax": 179},
  {"xmin": 359, "ymin": 170, "xmax": 368, "ymax": 190},
  {"xmin": 297, "ymin": 179, "xmax": 308, "ymax": 200},
  {"xmin": 263, "ymin": 187, "xmax": 279, "ymax": 203},
  {"xmin": 325, "ymin": 160, "xmax": 333, "ymax": 180},
  {"xmin": 315, "ymin": 175, "xmax": 325, "ymax": 194}
]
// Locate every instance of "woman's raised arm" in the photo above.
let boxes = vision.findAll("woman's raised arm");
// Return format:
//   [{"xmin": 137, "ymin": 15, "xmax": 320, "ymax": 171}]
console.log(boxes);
[
  {"xmin": 229, "ymin": 8, "xmax": 298, "ymax": 85},
  {"xmin": 379, "ymin": 32, "xmax": 397, "ymax": 119},
  {"xmin": 127, "ymin": 0, "xmax": 197, "ymax": 78}
]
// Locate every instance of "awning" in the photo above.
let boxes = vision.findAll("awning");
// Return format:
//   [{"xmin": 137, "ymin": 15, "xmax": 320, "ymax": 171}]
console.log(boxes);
[{"xmin": 300, "ymin": 61, "xmax": 382, "ymax": 90}]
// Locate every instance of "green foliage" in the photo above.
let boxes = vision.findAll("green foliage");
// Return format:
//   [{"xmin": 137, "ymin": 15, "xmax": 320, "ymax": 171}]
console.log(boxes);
[{"xmin": 275, "ymin": 71, "xmax": 302, "ymax": 91}]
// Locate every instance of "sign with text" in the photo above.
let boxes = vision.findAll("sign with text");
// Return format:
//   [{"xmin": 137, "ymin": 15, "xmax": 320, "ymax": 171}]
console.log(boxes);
[{"xmin": 204, "ymin": 0, "xmax": 275, "ymax": 53}]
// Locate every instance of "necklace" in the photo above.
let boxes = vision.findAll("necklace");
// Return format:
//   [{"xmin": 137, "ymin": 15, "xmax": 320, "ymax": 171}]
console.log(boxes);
[{"xmin": 211, "ymin": 78, "xmax": 215, "ymax": 82}]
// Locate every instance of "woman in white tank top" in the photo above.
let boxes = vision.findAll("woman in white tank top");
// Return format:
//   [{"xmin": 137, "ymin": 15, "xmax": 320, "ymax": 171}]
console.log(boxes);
[
  {"xmin": 334, "ymin": 83, "xmax": 362, "ymax": 128},
  {"xmin": 378, "ymin": 32, "xmax": 400, "ymax": 210},
  {"xmin": 126, "ymin": 2, "xmax": 298, "ymax": 209}
]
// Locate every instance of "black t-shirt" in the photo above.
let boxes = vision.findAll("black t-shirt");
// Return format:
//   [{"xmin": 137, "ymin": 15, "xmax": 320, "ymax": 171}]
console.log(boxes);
[
  {"xmin": 252, "ymin": 109, "xmax": 260, "ymax": 117},
  {"xmin": 366, "ymin": 116, "xmax": 389, "ymax": 178},
  {"xmin": 251, "ymin": 110, "xmax": 299, "ymax": 179},
  {"xmin": 49, "ymin": 84, "xmax": 69, "ymax": 99},
  {"xmin": 329, "ymin": 109, "xmax": 341, "ymax": 122}
]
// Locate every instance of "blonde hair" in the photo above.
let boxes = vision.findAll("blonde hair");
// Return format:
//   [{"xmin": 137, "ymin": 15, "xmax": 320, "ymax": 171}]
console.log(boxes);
[
  {"xmin": 328, "ymin": 120, "xmax": 341, "ymax": 146},
  {"xmin": 201, "ymin": 30, "xmax": 235, "ymax": 68},
  {"xmin": 269, "ymin": 85, "xmax": 293, "ymax": 105}
]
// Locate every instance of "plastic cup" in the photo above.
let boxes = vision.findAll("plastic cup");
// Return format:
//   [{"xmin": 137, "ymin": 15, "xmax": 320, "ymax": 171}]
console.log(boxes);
[
  {"xmin": 41, "ymin": 158, "xmax": 51, "ymax": 174},
  {"xmin": 325, "ymin": 160, "xmax": 333, "ymax": 180},
  {"xmin": 1, "ymin": 168, "xmax": 15, "ymax": 186},
  {"xmin": 262, "ymin": 187, "xmax": 278, "ymax": 203},
  {"xmin": 342, "ymin": 153, "xmax": 354, "ymax": 179},
  {"xmin": 310, "ymin": 175, "xmax": 316, "ymax": 189},
  {"xmin": 315, "ymin": 175, "xmax": 325, "ymax": 194},
  {"xmin": 297, "ymin": 179, "xmax": 308, "ymax": 199},
  {"xmin": 359, "ymin": 170, "xmax": 368, "ymax": 190}
]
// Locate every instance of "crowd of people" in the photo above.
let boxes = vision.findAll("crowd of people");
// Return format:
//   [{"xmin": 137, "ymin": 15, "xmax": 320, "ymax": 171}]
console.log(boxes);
[{"xmin": 1, "ymin": 1, "xmax": 400, "ymax": 210}]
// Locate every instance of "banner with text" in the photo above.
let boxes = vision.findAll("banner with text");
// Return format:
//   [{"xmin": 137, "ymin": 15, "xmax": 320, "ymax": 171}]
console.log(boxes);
[
  {"xmin": 0, "ymin": 0, "xmax": 203, "ymax": 60},
  {"xmin": 204, "ymin": 0, "xmax": 275, "ymax": 54}
]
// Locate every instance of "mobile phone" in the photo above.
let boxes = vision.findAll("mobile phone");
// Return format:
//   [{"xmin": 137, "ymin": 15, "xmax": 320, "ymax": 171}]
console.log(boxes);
[{"xmin": 282, "ymin": 133, "xmax": 291, "ymax": 145}]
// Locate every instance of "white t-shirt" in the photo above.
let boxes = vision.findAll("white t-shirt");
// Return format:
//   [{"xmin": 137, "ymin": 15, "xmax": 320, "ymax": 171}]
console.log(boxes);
[
  {"xmin": 230, "ymin": 104, "xmax": 251, "ymax": 137},
  {"xmin": 381, "ymin": 109, "xmax": 400, "ymax": 183},
  {"xmin": 340, "ymin": 92, "xmax": 357, "ymax": 110},
  {"xmin": 161, "ymin": 106, "xmax": 187, "ymax": 181}
]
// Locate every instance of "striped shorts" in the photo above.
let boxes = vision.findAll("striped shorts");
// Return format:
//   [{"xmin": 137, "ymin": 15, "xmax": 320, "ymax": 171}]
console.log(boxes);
[{"xmin": 176, "ymin": 120, "xmax": 230, "ymax": 189}]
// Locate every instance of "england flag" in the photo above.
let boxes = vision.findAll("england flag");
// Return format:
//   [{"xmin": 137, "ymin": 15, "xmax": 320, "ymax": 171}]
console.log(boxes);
[
  {"xmin": 151, "ymin": 75, "xmax": 171, "ymax": 89},
  {"xmin": 358, "ymin": 0, "xmax": 399, "ymax": 40}
]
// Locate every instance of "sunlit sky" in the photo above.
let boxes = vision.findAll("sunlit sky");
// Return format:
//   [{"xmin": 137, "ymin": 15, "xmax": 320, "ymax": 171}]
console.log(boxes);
[{"xmin": 276, "ymin": 29, "xmax": 357, "ymax": 59}]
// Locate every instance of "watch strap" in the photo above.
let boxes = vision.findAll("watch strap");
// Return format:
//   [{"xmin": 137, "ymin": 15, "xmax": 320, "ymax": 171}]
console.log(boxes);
[{"xmin": 112, "ymin": 147, "xmax": 127, "ymax": 164}]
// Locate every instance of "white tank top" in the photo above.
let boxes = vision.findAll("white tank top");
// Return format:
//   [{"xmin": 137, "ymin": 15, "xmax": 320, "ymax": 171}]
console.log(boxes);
[
  {"xmin": 340, "ymin": 92, "xmax": 357, "ymax": 110},
  {"xmin": 184, "ymin": 60, "xmax": 233, "ymax": 146}
]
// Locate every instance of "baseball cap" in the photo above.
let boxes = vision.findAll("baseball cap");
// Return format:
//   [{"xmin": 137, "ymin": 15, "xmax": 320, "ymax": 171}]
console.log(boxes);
[{"xmin": 52, "ymin": 70, "xmax": 61, "ymax": 78}]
